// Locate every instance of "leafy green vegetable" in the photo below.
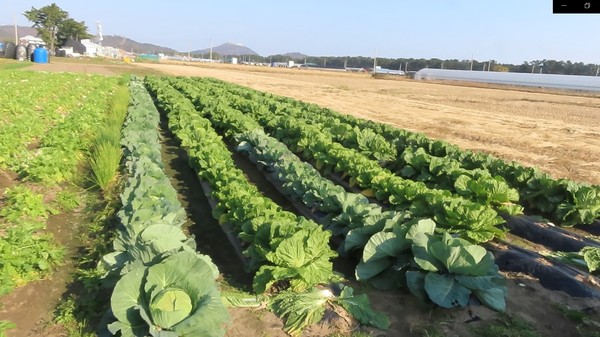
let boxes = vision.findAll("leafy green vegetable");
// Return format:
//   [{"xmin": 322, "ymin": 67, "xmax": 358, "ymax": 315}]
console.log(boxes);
[
  {"xmin": 254, "ymin": 228, "xmax": 338, "ymax": 293},
  {"xmin": 269, "ymin": 285, "xmax": 388, "ymax": 337},
  {"xmin": 337, "ymin": 286, "xmax": 390, "ymax": 330},
  {"xmin": 555, "ymin": 186, "xmax": 600, "ymax": 226},
  {"xmin": 582, "ymin": 246, "xmax": 600, "ymax": 272},
  {"xmin": 0, "ymin": 221, "xmax": 64, "ymax": 295},
  {"xmin": 543, "ymin": 246, "xmax": 600, "ymax": 273},
  {"xmin": 0, "ymin": 186, "xmax": 56, "ymax": 222},
  {"xmin": 268, "ymin": 288, "xmax": 332, "ymax": 337},
  {"xmin": 409, "ymin": 231, "xmax": 507, "ymax": 311},
  {"xmin": 107, "ymin": 251, "xmax": 229, "ymax": 337}
]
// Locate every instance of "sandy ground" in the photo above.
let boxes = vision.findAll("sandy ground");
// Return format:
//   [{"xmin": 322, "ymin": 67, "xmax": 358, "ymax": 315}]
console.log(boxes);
[{"xmin": 133, "ymin": 62, "xmax": 600, "ymax": 186}]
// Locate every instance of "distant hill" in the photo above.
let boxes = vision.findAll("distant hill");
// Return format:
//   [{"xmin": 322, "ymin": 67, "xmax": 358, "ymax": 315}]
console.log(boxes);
[
  {"xmin": 191, "ymin": 42, "xmax": 257, "ymax": 56},
  {"xmin": 101, "ymin": 35, "xmax": 177, "ymax": 54},
  {"xmin": 0, "ymin": 25, "xmax": 37, "ymax": 42},
  {"xmin": 282, "ymin": 52, "xmax": 309, "ymax": 60}
]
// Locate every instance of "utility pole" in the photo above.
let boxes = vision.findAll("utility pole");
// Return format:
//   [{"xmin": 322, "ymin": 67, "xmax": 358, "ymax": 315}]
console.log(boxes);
[
  {"xmin": 373, "ymin": 48, "xmax": 377, "ymax": 72},
  {"xmin": 470, "ymin": 54, "xmax": 473, "ymax": 71},
  {"xmin": 596, "ymin": 64, "xmax": 599, "ymax": 76},
  {"xmin": 209, "ymin": 38, "xmax": 213, "ymax": 61},
  {"xmin": 405, "ymin": 62, "xmax": 408, "ymax": 72},
  {"xmin": 441, "ymin": 61, "xmax": 444, "ymax": 69},
  {"xmin": 531, "ymin": 63, "xmax": 535, "ymax": 73},
  {"xmin": 14, "ymin": 14, "xmax": 18, "ymax": 44}
]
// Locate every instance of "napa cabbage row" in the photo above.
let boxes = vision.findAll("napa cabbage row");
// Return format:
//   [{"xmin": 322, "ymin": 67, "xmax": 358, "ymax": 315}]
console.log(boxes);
[
  {"xmin": 0, "ymin": 71, "xmax": 111, "ymax": 171},
  {"xmin": 188, "ymin": 77, "xmax": 600, "ymax": 227},
  {"xmin": 168, "ymin": 78, "xmax": 408, "ymax": 242},
  {"xmin": 236, "ymin": 131, "xmax": 507, "ymax": 311},
  {"xmin": 171, "ymin": 78, "xmax": 505, "ymax": 243},
  {"xmin": 99, "ymin": 79, "xmax": 228, "ymax": 337},
  {"xmin": 345, "ymin": 114, "xmax": 600, "ymax": 227},
  {"xmin": 162, "ymin": 77, "xmax": 399, "ymax": 334},
  {"xmin": 157, "ymin": 79, "xmax": 396, "ymax": 336},
  {"xmin": 144, "ymin": 76, "xmax": 339, "ymax": 295},
  {"xmin": 214, "ymin": 81, "xmax": 521, "ymax": 215},
  {"xmin": 169, "ymin": 77, "xmax": 508, "ymax": 312},
  {"xmin": 182, "ymin": 76, "xmax": 518, "ymax": 215}
]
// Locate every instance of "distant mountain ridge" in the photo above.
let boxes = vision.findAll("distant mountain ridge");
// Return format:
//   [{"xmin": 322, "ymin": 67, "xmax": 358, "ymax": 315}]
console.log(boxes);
[
  {"xmin": 282, "ymin": 52, "xmax": 309, "ymax": 60},
  {"xmin": 191, "ymin": 42, "xmax": 258, "ymax": 56},
  {"xmin": 0, "ymin": 25, "xmax": 37, "ymax": 42},
  {"xmin": 101, "ymin": 35, "xmax": 177, "ymax": 54}
]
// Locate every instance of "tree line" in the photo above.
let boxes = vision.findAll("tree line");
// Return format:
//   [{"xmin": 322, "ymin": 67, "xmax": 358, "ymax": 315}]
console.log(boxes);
[{"xmin": 231, "ymin": 54, "xmax": 600, "ymax": 76}]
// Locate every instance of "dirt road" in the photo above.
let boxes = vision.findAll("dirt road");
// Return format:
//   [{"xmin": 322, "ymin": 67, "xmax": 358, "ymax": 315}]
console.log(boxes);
[{"xmin": 133, "ymin": 62, "xmax": 600, "ymax": 185}]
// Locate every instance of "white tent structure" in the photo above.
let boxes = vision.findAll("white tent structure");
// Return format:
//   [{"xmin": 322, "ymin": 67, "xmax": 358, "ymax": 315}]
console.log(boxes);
[
  {"xmin": 19, "ymin": 35, "xmax": 45, "ymax": 46},
  {"xmin": 414, "ymin": 69, "xmax": 600, "ymax": 92}
]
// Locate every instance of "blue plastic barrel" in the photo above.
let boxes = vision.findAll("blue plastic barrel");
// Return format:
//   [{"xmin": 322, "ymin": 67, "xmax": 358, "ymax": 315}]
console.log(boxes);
[{"xmin": 33, "ymin": 47, "xmax": 49, "ymax": 63}]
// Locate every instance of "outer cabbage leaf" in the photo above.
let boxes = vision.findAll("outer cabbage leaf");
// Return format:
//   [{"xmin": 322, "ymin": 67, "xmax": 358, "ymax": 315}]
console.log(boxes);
[
  {"xmin": 337, "ymin": 286, "xmax": 390, "ymax": 330},
  {"xmin": 423, "ymin": 273, "xmax": 471, "ymax": 308}
]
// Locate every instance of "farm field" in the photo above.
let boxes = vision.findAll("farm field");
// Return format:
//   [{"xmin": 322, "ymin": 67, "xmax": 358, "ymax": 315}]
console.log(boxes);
[
  {"xmin": 0, "ymin": 62, "xmax": 599, "ymax": 337},
  {"xmin": 135, "ymin": 62, "xmax": 600, "ymax": 186}
]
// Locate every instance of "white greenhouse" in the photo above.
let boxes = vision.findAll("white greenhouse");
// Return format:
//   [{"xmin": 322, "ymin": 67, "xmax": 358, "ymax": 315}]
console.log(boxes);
[{"xmin": 414, "ymin": 69, "xmax": 600, "ymax": 92}]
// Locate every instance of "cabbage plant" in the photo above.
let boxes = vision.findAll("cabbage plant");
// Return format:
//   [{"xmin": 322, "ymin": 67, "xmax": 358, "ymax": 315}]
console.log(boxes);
[{"xmin": 106, "ymin": 250, "xmax": 229, "ymax": 337}]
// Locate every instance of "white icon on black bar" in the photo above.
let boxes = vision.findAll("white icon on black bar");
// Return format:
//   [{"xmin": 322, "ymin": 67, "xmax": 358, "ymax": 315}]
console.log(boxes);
[{"xmin": 554, "ymin": 0, "xmax": 600, "ymax": 13}]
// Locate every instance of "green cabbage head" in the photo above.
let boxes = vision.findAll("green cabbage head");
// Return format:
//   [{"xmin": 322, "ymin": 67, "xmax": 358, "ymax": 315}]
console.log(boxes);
[{"xmin": 106, "ymin": 250, "xmax": 229, "ymax": 337}]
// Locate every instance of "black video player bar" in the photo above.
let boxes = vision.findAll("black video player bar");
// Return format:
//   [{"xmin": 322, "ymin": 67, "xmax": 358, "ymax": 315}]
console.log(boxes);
[{"xmin": 554, "ymin": 1, "xmax": 600, "ymax": 13}]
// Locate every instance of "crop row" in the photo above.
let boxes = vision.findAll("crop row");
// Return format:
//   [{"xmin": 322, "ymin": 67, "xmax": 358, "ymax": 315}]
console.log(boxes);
[
  {"xmin": 147, "ymin": 77, "xmax": 393, "ymax": 335},
  {"xmin": 167, "ymin": 76, "xmax": 508, "ymax": 311},
  {"xmin": 99, "ymin": 79, "xmax": 228, "ymax": 337},
  {"xmin": 189, "ymin": 77, "xmax": 600, "ymax": 227},
  {"xmin": 145, "ymin": 76, "xmax": 338, "ymax": 294},
  {"xmin": 172, "ymin": 77, "xmax": 505, "ymax": 244},
  {"xmin": 201, "ymin": 77, "xmax": 521, "ymax": 214}
]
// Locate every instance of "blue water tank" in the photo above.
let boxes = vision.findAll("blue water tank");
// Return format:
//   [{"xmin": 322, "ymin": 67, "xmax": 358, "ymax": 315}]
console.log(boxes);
[{"xmin": 33, "ymin": 48, "xmax": 49, "ymax": 64}]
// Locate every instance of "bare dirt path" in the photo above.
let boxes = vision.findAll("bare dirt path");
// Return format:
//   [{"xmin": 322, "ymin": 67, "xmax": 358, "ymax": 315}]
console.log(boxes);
[{"xmin": 135, "ymin": 62, "xmax": 600, "ymax": 185}]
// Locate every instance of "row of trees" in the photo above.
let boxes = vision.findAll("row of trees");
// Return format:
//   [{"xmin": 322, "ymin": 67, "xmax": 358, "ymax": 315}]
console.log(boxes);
[
  {"xmin": 226, "ymin": 54, "xmax": 600, "ymax": 76},
  {"xmin": 23, "ymin": 3, "xmax": 90, "ymax": 52}
]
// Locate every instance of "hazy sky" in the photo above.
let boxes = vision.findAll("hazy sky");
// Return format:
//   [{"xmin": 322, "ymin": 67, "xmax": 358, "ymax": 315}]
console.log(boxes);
[{"xmin": 1, "ymin": 0, "xmax": 599, "ymax": 64}]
